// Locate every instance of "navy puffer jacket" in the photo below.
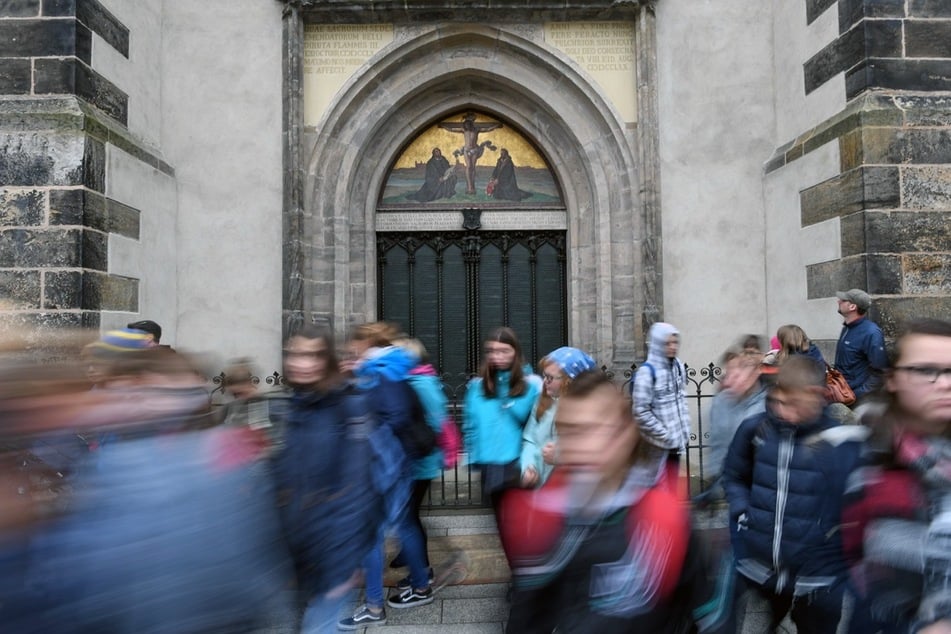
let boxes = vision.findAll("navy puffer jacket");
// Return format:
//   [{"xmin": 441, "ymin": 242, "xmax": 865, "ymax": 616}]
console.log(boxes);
[
  {"xmin": 271, "ymin": 383, "xmax": 383, "ymax": 597},
  {"xmin": 722, "ymin": 408, "xmax": 864, "ymax": 595}
]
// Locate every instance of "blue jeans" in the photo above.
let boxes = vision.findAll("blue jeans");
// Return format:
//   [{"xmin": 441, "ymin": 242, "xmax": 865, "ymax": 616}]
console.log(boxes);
[
  {"xmin": 300, "ymin": 589, "xmax": 349, "ymax": 633},
  {"xmin": 362, "ymin": 482, "xmax": 431, "ymax": 607}
]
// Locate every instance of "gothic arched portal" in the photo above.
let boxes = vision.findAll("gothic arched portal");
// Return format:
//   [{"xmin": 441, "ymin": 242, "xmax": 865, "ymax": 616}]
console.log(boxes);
[
  {"xmin": 377, "ymin": 109, "xmax": 568, "ymax": 377},
  {"xmin": 289, "ymin": 22, "xmax": 656, "ymax": 367}
]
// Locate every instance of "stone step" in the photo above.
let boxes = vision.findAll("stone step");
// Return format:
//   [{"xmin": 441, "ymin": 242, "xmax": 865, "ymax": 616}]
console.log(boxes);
[{"xmin": 384, "ymin": 532, "xmax": 510, "ymax": 587}]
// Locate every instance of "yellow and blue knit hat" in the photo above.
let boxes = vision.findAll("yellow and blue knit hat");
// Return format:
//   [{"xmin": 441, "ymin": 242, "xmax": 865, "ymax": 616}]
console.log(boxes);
[{"xmin": 91, "ymin": 328, "xmax": 152, "ymax": 353}]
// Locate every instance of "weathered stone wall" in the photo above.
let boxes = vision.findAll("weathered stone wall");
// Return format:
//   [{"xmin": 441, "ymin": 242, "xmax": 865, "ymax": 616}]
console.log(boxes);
[
  {"xmin": 0, "ymin": 0, "xmax": 169, "ymax": 342},
  {"xmin": 768, "ymin": 0, "xmax": 951, "ymax": 342}
]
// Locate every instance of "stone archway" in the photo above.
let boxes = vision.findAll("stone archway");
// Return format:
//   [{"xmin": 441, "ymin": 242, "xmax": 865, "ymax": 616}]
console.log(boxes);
[{"xmin": 289, "ymin": 24, "xmax": 653, "ymax": 366}]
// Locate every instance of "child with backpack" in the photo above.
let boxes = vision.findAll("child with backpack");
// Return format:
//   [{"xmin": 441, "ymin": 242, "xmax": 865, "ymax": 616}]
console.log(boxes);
[
  {"xmin": 501, "ymin": 370, "xmax": 730, "ymax": 633},
  {"xmin": 337, "ymin": 323, "xmax": 437, "ymax": 630}
]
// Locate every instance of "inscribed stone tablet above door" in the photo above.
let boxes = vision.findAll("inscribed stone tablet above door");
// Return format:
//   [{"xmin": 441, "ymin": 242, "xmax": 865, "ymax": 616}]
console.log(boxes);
[
  {"xmin": 303, "ymin": 24, "xmax": 394, "ymax": 125},
  {"xmin": 379, "ymin": 111, "xmax": 564, "ymax": 209},
  {"xmin": 545, "ymin": 22, "xmax": 637, "ymax": 124}
]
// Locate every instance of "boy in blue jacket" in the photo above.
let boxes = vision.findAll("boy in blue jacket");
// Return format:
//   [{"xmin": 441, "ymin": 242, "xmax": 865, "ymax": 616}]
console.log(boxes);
[{"xmin": 722, "ymin": 356, "xmax": 866, "ymax": 633}]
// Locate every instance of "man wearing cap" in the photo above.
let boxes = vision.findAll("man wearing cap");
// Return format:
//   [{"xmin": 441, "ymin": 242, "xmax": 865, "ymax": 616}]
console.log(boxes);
[
  {"xmin": 127, "ymin": 320, "xmax": 162, "ymax": 348},
  {"xmin": 834, "ymin": 289, "xmax": 888, "ymax": 399}
]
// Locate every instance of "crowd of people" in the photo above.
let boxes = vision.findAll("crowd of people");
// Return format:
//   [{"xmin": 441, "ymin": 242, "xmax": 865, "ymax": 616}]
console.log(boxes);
[{"xmin": 1, "ymin": 287, "xmax": 950, "ymax": 634}]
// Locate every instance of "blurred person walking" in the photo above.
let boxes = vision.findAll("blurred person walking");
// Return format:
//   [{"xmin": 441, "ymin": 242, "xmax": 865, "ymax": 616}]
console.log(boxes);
[
  {"xmin": 723, "ymin": 356, "xmax": 865, "ymax": 633},
  {"xmin": 273, "ymin": 324, "xmax": 384, "ymax": 633},
  {"xmin": 337, "ymin": 323, "xmax": 435, "ymax": 629},
  {"xmin": 10, "ymin": 339, "xmax": 294, "ymax": 634},
  {"xmin": 704, "ymin": 346, "xmax": 767, "ymax": 499},
  {"xmin": 519, "ymin": 346, "xmax": 596, "ymax": 488},
  {"xmin": 501, "ymin": 371, "xmax": 731, "ymax": 633},
  {"xmin": 842, "ymin": 319, "xmax": 951, "ymax": 633},
  {"xmin": 386, "ymin": 337, "xmax": 449, "ymax": 596}
]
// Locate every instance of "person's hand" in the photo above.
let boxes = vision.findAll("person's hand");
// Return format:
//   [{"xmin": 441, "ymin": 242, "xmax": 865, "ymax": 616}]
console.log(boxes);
[
  {"xmin": 339, "ymin": 356, "xmax": 357, "ymax": 376},
  {"xmin": 521, "ymin": 467, "xmax": 538, "ymax": 488},
  {"xmin": 542, "ymin": 442, "xmax": 557, "ymax": 465},
  {"xmin": 920, "ymin": 620, "xmax": 951, "ymax": 634}
]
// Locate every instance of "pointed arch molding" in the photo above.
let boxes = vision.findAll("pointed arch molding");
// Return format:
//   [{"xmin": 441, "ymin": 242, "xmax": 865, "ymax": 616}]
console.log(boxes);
[{"xmin": 284, "ymin": 20, "xmax": 659, "ymax": 365}]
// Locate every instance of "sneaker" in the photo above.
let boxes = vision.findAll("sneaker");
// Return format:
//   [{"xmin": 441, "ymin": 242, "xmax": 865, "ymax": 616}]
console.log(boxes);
[
  {"xmin": 396, "ymin": 567, "xmax": 434, "ymax": 591},
  {"xmin": 387, "ymin": 586, "xmax": 434, "ymax": 609},
  {"xmin": 337, "ymin": 604, "xmax": 386, "ymax": 630}
]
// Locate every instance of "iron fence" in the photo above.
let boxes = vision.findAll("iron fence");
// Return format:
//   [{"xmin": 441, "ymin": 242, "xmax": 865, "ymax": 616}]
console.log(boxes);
[{"xmin": 211, "ymin": 361, "xmax": 723, "ymax": 510}]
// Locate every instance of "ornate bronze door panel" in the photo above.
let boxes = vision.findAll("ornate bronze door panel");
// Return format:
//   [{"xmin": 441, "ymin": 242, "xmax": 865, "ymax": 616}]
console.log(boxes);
[{"xmin": 377, "ymin": 230, "xmax": 567, "ymax": 379}]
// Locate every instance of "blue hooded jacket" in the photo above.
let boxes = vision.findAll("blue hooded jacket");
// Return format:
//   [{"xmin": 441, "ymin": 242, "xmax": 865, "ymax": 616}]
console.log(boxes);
[{"xmin": 272, "ymin": 383, "xmax": 383, "ymax": 596}]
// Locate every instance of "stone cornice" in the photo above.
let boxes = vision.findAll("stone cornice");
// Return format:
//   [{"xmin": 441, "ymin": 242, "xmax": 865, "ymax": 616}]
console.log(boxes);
[{"xmin": 280, "ymin": 0, "xmax": 649, "ymax": 22}]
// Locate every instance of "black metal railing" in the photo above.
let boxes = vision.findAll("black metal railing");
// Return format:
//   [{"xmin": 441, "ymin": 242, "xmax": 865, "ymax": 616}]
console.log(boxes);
[{"xmin": 211, "ymin": 361, "xmax": 723, "ymax": 510}]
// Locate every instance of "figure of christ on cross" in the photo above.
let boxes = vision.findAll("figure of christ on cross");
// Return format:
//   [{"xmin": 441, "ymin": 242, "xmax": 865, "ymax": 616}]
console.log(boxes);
[{"xmin": 438, "ymin": 112, "xmax": 503, "ymax": 195}]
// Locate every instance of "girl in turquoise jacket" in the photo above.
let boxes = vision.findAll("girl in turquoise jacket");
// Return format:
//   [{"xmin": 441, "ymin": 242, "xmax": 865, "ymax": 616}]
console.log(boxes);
[
  {"xmin": 520, "ymin": 346, "xmax": 597, "ymax": 488},
  {"xmin": 464, "ymin": 327, "xmax": 542, "ymax": 508}
]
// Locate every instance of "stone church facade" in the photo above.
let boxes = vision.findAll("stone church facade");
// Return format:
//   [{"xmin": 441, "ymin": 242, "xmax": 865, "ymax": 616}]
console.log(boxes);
[{"xmin": 1, "ymin": 0, "xmax": 948, "ymax": 374}]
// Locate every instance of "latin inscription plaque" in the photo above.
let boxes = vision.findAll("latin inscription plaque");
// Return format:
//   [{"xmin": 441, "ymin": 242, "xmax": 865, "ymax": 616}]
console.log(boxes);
[
  {"xmin": 545, "ymin": 22, "xmax": 637, "ymax": 123},
  {"xmin": 303, "ymin": 24, "xmax": 394, "ymax": 125}
]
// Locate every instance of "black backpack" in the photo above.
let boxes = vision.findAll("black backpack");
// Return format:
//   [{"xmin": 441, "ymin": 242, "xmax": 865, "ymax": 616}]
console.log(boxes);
[{"xmin": 396, "ymin": 381, "xmax": 437, "ymax": 459}]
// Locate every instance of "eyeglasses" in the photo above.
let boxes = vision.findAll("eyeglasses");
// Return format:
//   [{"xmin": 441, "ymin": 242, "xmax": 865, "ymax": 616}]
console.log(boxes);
[
  {"xmin": 894, "ymin": 366, "xmax": 951, "ymax": 384},
  {"xmin": 543, "ymin": 373, "xmax": 566, "ymax": 383}
]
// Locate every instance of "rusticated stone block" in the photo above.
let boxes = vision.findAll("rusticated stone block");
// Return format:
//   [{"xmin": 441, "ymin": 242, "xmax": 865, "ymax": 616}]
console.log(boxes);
[
  {"xmin": 49, "ymin": 188, "xmax": 86, "ymax": 225},
  {"xmin": 908, "ymin": 0, "xmax": 951, "ymax": 18},
  {"xmin": 81, "ymin": 271, "xmax": 137, "ymax": 311},
  {"xmin": 905, "ymin": 20, "xmax": 951, "ymax": 58},
  {"xmin": 0, "ymin": 0, "xmax": 40, "ymax": 17},
  {"xmin": 0, "ymin": 270, "xmax": 41, "ymax": 309},
  {"xmin": 839, "ymin": 0, "xmax": 906, "ymax": 31},
  {"xmin": 806, "ymin": 0, "xmax": 837, "ymax": 25},
  {"xmin": 49, "ymin": 188, "xmax": 140, "ymax": 238},
  {"xmin": 800, "ymin": 166, "xmax": 899, "ymax": 226},
  {"xmin": 43, "ymin": 270, "xmax": 82, "ymax": 309},
  {"xmin": 847, "ymin": 58, "xmax": 951, "ymax": 98},
  {"xmin": 867, "ymin": 253, "xmax": 904, "ymax": 294},
  {"xmin": 840, "ymin": 211, "xmax": 868, "ymax": 256},
  {"xmin": 43, "ymin": 270, "xmax": 136, "ymax": 310},
  {"xmin": 33, "ymin": 58, "xmax": 128, "ymax": 125},
  {"xmin": 902, "ymin": 166, "xmax": 951, "ymax": 211},
  {"xmin": 865, "ymin": 211, "xmax": 951, "ymax": 253},
  {"xmin": 808, "ymin": 258, "xmax": 863, "ymax": 299},
  {"xmin": 807, "ymin": 253, "xmax": 902, "ymax": 298},
  {"xmin": 841, "ymin": 127, "xmax": 951, "ymax": 171},
  {"xmin": 904, "ymin": 254, "xmax": 951, "ymax": 295},
  {"xmin": 0, "ymin": 58, "xmax": 31, "ymax": 95},
  {"xmin": 76, "ymin": 0, "xmax": 129, "ymax": 58},
  {"xmin": 80, "ymin": 228, "xmax": 106, "ymax": 270},
  {"xmin": 0, "ymin": 19, "xmax": 74, "ymax": 57},
  {"xmin": 106, "ymin": 198, "xmax": 139, "ymax": 239},
  {"xmin": 806, "ymin": 18, "xmax": 903, "ymax": 94},
  {"xmin": 0, "ymin": 132, "xmax": 84, "ymax": 186},
  {"xmin": 0, "ymin": 188, "xmax": 45, "ymax": 225},
  {"xmin": 0, "ymin": 228, "xmax": 81, "ymax": 267},
  {"xmin": 874, "ymin": 296, "xmax": 951, "ymax": 338},
  {"xmin": 82, "ymin": 135, "xmax": 104, "ymax": 192},
  {"xmin": 896, "ymin": 95, "xmax": 951, "ymax": 127},
  {"xmin": 41, "ymin": 0, "xmax": 76, "ymax": 16}
]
